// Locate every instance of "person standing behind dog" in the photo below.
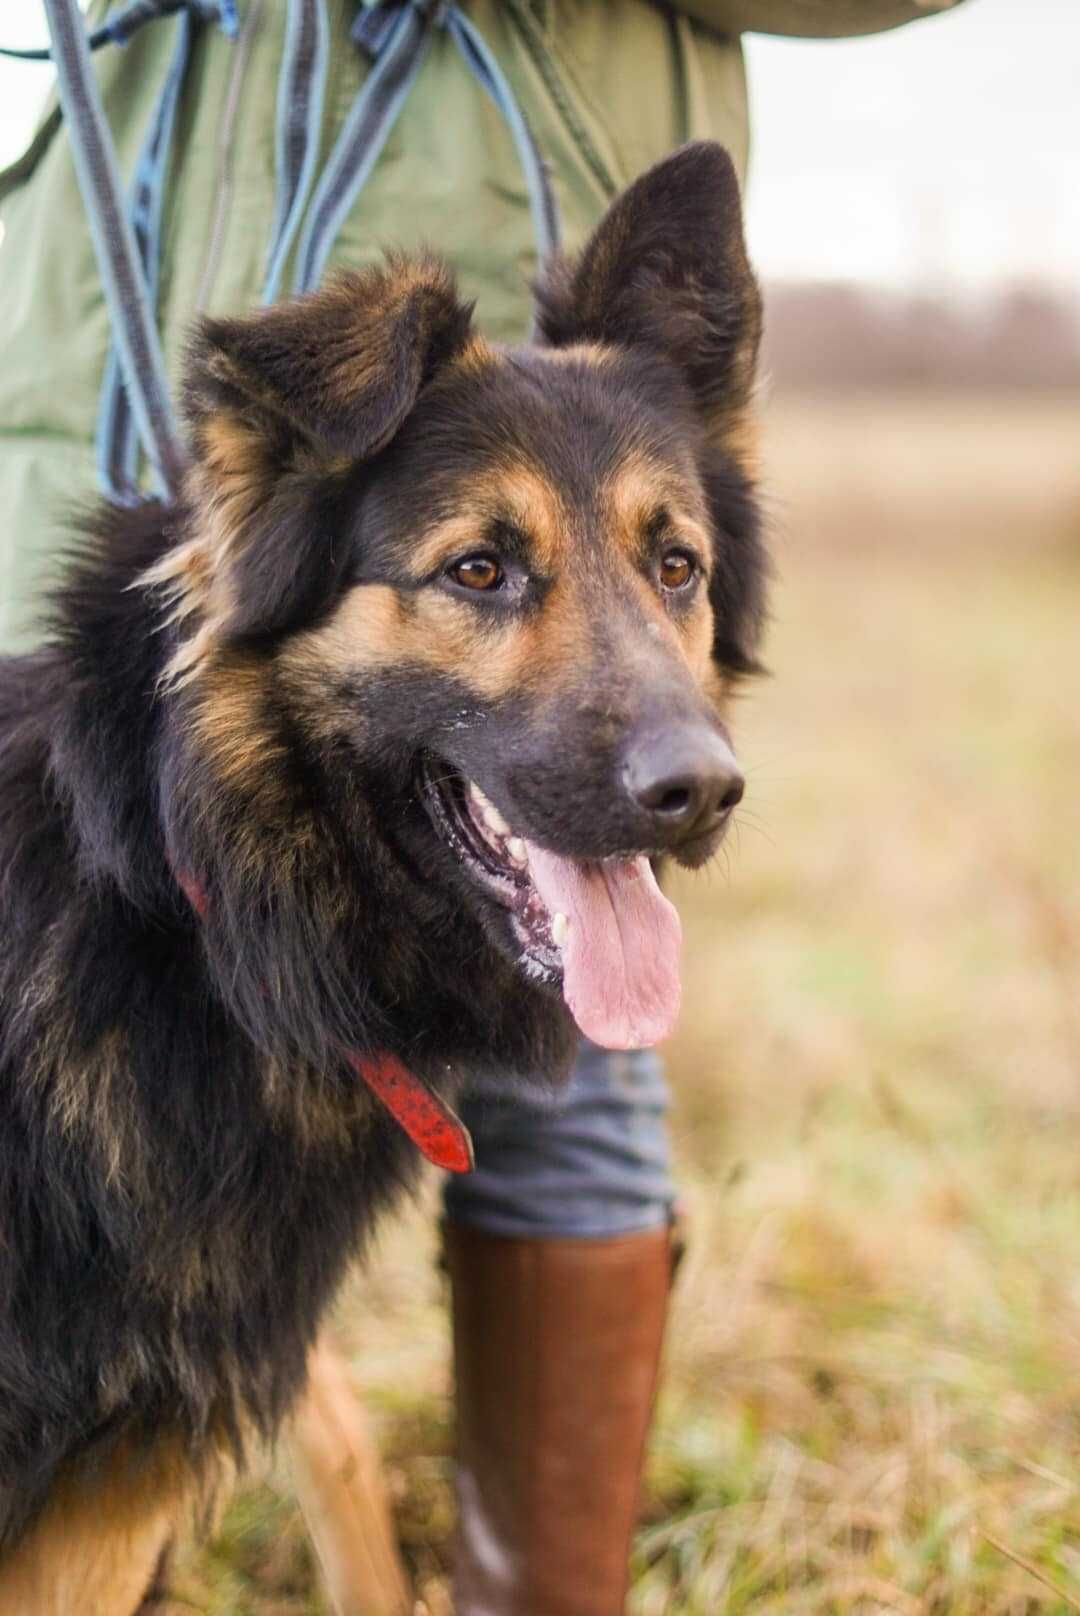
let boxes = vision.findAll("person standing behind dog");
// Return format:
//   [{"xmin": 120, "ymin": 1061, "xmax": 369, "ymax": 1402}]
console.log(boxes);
[{"xmin": 0, "ymin": 1, "xmax": 965, "ymax": 1610}]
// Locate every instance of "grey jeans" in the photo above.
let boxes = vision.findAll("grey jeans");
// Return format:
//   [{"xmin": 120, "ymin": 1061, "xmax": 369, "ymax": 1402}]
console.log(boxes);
[{"xmin": 444, "ymin": 1042, "xmax": 676, "ymax": 1238}]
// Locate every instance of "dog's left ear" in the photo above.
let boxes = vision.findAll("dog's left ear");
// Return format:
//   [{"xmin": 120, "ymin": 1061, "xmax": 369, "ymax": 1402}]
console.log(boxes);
[
  {"xmin": 534, "ymin": 143, "xmax": 761, "ymax": 429},
  {"xmin": 180, "ymin": 259, "xmax": 474, "ymax": 638}
]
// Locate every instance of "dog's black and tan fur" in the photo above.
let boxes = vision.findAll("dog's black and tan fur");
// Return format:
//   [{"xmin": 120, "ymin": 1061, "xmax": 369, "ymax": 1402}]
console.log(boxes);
[{"xmin": 0, "ymin": 144, "xmax": 766, "ymax": 1607}]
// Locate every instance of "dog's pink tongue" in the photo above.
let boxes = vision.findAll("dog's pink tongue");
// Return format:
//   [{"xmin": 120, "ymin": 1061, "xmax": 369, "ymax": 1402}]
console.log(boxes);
[{"xmin": 523, "ymin": 847, "xmax": 682, "ymax": 1050}]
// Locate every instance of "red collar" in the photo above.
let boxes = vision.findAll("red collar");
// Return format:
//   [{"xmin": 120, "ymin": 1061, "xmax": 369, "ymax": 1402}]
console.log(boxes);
[{"xmin": 173, "ymin": 866, "xmax": 474, "ymax": 1174}]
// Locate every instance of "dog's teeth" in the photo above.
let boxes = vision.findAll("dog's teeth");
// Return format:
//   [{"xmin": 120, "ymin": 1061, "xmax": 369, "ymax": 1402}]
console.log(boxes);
[
  {"xmin": 483, "ymin": 804, "xmax": 510, "ymax": 837},
  {"xmin": 551, "ymin": 912, "xmax": 570, "ymax": 947},
  {"xmin": 506, "ymin": 837, "xmax": 528, "ymax": 867},
  {"xmin": 469, "ymin": 781, "xmax": 510, "ymax": 836},
  {"xmin": 469, "ymin": 781, "xmax": 493, "ymax": 812}
]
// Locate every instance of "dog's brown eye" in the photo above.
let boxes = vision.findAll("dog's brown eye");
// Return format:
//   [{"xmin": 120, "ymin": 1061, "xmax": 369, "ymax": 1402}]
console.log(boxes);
[
  {"xmin": 450, "ymin": 555, "xmax": 503, "ymax": 592},
  {"xmin": 659, "ymin": 550, "xmax": 695, "ymax": 591}
]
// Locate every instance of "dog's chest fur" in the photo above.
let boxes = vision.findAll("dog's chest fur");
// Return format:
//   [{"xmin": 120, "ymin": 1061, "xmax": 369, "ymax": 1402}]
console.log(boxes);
[{"xmin": 0, "ymin": 733, "xmax": 418, "ymax": 1545}]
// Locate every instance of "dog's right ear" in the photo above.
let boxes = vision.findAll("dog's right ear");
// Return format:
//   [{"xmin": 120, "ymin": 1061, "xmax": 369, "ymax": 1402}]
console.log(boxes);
[
  {"xmin": 185, "ymin": 257, "xmax": 474, "ymax": 467},
  {"xmin": 177, "ymin": 259, "xmax": 474, "ymax": 640}
]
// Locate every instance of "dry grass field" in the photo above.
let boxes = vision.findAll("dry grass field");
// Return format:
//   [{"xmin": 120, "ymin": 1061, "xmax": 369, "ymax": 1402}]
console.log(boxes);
[{"xmin": 181, "ymin": 390, "xmax": 1080, "ymax": 1615}]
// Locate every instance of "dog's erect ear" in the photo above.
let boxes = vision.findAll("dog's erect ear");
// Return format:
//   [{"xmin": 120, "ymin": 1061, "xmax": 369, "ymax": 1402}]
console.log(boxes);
[
  {"xmin": 174, "ymin": 259, "xmax": 474, "ymax": 641},
  {"xmin": 534, "ymin": 143, "xmax": 761, "ymax": 427}
]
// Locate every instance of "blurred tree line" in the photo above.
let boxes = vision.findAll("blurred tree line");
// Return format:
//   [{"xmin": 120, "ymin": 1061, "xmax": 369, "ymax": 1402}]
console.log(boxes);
[{"xmin": 763, "ymin": 281, "xmax": 1080, "ymax": 389}]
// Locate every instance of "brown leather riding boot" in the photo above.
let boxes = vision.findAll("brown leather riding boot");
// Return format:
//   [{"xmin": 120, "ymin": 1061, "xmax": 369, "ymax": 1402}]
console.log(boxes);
[{"xmin": 445, "ymin": 1222, "xmax": 677, "ymax": 1616}]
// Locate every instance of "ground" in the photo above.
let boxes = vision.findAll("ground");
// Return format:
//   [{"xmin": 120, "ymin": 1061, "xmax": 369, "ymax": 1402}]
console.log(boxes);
[{"xmin": 178, "ymin": 390, "xmax": 1080, "ymax": 1615}]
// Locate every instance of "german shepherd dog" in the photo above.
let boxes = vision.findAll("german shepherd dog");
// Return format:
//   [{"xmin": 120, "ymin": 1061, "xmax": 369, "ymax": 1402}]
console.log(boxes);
[{"xmin": 0, "ymin": 143, "xmax": 765, "ymax": 1609}]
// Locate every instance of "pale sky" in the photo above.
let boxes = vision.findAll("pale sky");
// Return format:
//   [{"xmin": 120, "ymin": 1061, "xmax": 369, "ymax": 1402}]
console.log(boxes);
[
  {"xmin": 1, "ymin": 0, "xmax": 1077, "ymax": 299},
  {"xmin": 743, "ymin": 0, "xmax": 1080, "ymax": 297}
]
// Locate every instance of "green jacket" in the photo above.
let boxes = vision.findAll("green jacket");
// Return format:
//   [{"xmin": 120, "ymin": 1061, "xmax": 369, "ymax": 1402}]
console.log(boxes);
[{"xmin": 0, "ymin": 0, "xmax": 960, "ymax": 650}]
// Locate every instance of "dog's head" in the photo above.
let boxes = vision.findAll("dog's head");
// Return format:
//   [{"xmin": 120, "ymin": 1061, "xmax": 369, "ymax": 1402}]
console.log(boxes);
[{"xmin": 153, "ymin": 143, "xmax": 766, "ymax": 1072}]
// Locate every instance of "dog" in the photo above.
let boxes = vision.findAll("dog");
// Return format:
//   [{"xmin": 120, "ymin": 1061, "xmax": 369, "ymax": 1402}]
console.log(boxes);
[{"xmin": 0, "ymin": 141, "xmax": 766, "ymax": 1610}]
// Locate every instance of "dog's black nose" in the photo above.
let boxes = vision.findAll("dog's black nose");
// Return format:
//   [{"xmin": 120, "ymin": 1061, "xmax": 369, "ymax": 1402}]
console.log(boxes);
[{"xmin": 622, "ymin": 725, "xmax": 744, "ymax": 844}]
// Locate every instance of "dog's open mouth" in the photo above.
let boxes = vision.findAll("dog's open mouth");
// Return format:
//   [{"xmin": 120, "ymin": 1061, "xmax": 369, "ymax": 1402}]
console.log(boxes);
[{"xmin": 420, "ymin": 758, "xmax": 682, "ymax": 1050}]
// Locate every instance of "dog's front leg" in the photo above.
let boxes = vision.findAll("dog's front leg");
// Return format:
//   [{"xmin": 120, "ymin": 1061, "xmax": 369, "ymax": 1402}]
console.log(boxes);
[{"xmin": 288, "ymin": 1332, "xmax": 412, "ymax": 1616}]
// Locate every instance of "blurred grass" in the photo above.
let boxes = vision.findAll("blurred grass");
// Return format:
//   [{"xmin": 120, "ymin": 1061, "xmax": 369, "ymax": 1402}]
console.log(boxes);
[{"xmin": 176, "ymin": 390, "xmax": 1080, "ymax": 1615}]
